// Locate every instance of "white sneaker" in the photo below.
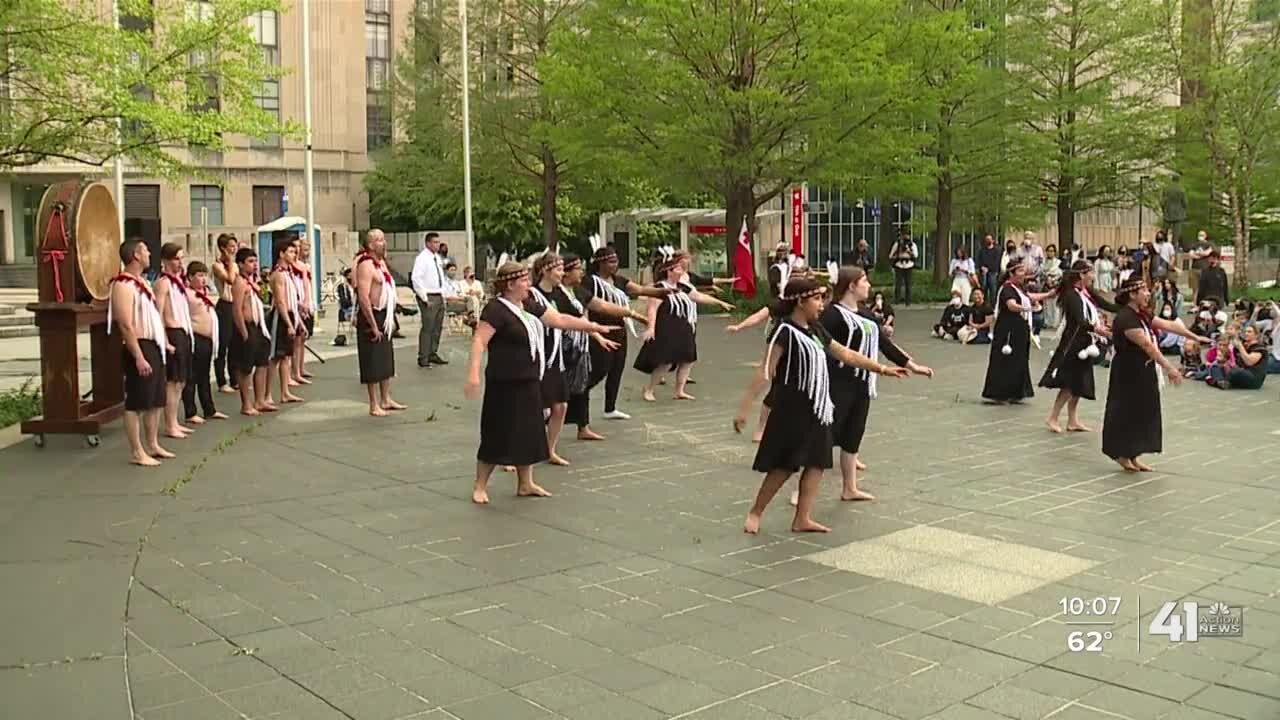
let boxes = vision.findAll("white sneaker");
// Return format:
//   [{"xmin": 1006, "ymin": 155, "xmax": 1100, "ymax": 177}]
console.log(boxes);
[{"xmin": 603, "ymin": 410, "xmax": 631, "ymax": 420}]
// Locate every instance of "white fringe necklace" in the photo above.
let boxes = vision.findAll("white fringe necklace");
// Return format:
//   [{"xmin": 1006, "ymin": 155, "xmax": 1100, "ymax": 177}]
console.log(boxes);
[
  {"xmin": 528, "ymin": 286, "xmax": 563, "ymax": 370},
  {"xmin": 497, "ymin": 296, "xmax": 546, "ymax": 379},
  {"xmin": 765, "ymin": 321, "xmax": 835, "ymax": 426},
  {"xmin": 833, "ymin": 302, "xmax": 879, "ymax": 398},
  {"xmin": 659, "ymin": 280, "xmax": 697, "ymax": 327}
]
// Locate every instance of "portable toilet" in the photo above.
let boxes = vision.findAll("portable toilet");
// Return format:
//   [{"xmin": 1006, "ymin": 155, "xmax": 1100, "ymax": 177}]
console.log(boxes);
[{"xmin": 255, "ymin": 216, "xmax": 322, "ymax": 309}]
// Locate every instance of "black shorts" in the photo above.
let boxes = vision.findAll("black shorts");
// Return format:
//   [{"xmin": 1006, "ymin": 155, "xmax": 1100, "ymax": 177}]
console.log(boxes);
[
  {"xmin": 165, "ymin": 328, "xmax": 192, "ymax": 383},
  {"xmin": 231, "ymin": 326, "xmax": 270, "ymax": 375},
  {"xmin": 123, "ymin": 340, "xmax": 167, "ymax": 411}
]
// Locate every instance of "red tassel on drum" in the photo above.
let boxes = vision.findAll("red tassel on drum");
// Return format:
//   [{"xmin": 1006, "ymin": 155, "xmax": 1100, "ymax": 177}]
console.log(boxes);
[{"xmin": 41, "ymin": 205, "xmax": 70, "ymax": 303}]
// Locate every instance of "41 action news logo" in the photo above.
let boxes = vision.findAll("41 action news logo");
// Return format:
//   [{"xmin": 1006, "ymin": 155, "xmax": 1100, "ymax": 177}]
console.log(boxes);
[{"xmin": 1150, "ymin": 601, "xmax": 1244, "ymax": 642}]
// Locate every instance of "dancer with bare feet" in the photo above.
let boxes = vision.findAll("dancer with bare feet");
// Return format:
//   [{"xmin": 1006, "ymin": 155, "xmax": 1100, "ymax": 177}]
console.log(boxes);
[
  {"xmin": 268, "ymin": 236, "xmax": 305, "ymax": 404},
  {"xmin": 1040, "ymin": 260, "xmax": 1120, "ymax": 433},
  {"xmin": 555, "ymin": 253, "xmax": 648, "ymax": 445},
  {"xmin": 229, "ymin": 248, "xmax": 273, "ymax": 415},
  {"xmin": 182, "ymin": 261, "xmax": 228, "ymax": 424},
  {"xmin": 633, "ymin": 247, "xmax": 732, "ymax": 402},
  {"xmin": 354, "ymin": 230, "xmax": 407, "ymax": 417},
  {"xmin": 211, "ymin": 233, "xmax": 239, "ymax": 394},
  {"xmin": 1101, "ymin": 278, "xmax": 1205, "ymax": 473},
  {"xmin": 802, "ymin": 266, "xmax": 933, "ymax": 504},
  {"xmin": 292, "ymin": 237, "xmax": 315, "ymax": 385},
  {"xmin": 743, "ymin": 278, "xmax": 907, "ymax": 535},
  {"xmin": 465, "ymin": 261, "xmax": 615, "ymax": 504},
  {"xmin": 529, "ymin": 253, "xmax": 574, "ymax": 465},
  {"xmin": 154, "ymin": 243, "xmax": 195, "ymax": 440},
  {"xmin": 110, "ymin": 239, "xmax": 173, "ymax": 466}
]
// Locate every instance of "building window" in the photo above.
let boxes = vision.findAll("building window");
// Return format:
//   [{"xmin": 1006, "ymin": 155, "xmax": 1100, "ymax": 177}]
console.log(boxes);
[
  {"xmin": 190, "ymin": 185, "xmax": 224, "ymax": 226},
  {"xmin": 366, "ymin": 0, "xmax": 392, "ymax": 150},
  {"xmin": 250, "ymin": 10, "xmax": 281, "ymax": 147},
  {"xmin": 805, "ymin": 187, "xmax": 917, "ymax": 267}
]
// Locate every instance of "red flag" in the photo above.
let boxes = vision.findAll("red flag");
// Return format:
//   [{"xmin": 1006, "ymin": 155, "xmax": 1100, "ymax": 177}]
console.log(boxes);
[{"xmin": 731, "ymin": 218, "xmax": 756, "ymax": 298}]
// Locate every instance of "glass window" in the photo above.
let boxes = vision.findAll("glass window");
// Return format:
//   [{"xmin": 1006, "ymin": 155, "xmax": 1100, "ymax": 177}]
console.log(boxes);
[
  {"xmin": 186, "ymin": 0, "xmax": 213, "ymax": 21},
  {"xmin": 367, "ymin": 99, "xmax": 391, "ymax": 150},
  {"xmin": 250, "ymin": 10, "xmax": 277, "ymax": 46},
  {"xmin": 367, "ymin": 59, "xmax": 388, "ymax": 91},
  {"xmin": 366, "ymin": 15, "xmax": 390, "ymax": 59},
  {"xmin": 252, "ymin": 79, "xmax": 280, "ymax": 147},
  {"xmin": 190, "ymin": 185, "xmax": 224, "ymax": 226}
]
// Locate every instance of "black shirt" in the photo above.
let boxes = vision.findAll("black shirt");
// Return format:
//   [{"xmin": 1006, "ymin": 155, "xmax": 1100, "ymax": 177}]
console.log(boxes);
[
  {"xmin": 1196, "ymin": 266, "xmax": 1229, "ymax": 305},
  {"xmin": 940, "ymin": 304, "xmax": 970, "ymax": 329},
  {"xmin": 1244, "ymin": 342, "xmax": 1268, "ymax": 382},
  {"xmin": 976, "ymin": 246, "xmax": 1003, "ymax": 276},
  {"xmin": 969, "ymin": 303, "xmax": 992, "ymax": 327},
  {"xmin": 480, "ymin": 298, "xmax": 548, "ymax": 382}
]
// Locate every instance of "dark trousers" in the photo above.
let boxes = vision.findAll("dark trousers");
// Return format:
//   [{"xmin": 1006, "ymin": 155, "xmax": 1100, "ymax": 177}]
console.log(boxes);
[
  {"xmin": 416, "ymin": 295, "xmax": 445, "ymax": 363},
  {"xmin": 214, "ymin": 300, "xmax": 235, "ymax": 388},
  {"xmin": 980, "ymin": 271, "xmax": 998, "ymax": 306},
  {"xmin": 183, "ymin": 334, "xmax": 217, "ymax": 418},
  {"xmin": 566, "ymin": 392, "xmax": 590, "ymax": 428},
  {"xmin": 588, "ymin": 331, "xmax": 627, "ymax": 412},
  {"xmin": 1210, "ymin": 365, "xmax": 1265, "ymax": 389},
  {"xmin": 893, "ymin": 267, "xmax": 913, "ymax": 305}
]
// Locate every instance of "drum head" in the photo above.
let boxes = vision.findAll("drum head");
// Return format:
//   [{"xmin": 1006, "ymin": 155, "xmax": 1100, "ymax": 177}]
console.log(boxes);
[{"xmin": 74, "ymin": 183, "xmax": 122, "ymax": 302}]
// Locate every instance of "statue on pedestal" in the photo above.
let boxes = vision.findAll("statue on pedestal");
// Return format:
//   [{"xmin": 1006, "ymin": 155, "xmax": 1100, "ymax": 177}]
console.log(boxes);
[{"xmin": 1161, "ymin": 175, "xmax": 1188, "ymax": 248}]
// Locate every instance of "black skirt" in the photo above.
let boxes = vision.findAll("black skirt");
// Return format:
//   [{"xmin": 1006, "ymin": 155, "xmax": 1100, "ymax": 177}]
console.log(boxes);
[
  {"xmin": 165, "ymin": 328, "xmax": 192, "ymax": 383},
  {"xmin": 1102, "ymin": 359, "xmax": 1162, "ymax": 459},
  {"xmin": 633, "ymin": 317, "xmax": 697, "ymax": 373},
  {"xmin": 357, "ymin": 309, "xmax": 395, "ymax": 384},
  {"xmin": 541, "ymin": 364, "xmax": 568, "ymax": 408},
  {"xmin": 752, "ymin": 383, "xmax": 834, "ymax": 472},
  {"xmin": 230, "ymin": 325, "xmax": 270, "ymax": 375},
  {"xmin": 269, "ymin": 311, "xmax": 293, "ymax": 359},
  {"xmin": 830, "ymin": 380, "xmax": 871, "ymax": 454},
  {"xmin": 123, "ymin": 339, "xmax": 166, "ymax": 411},
  {"xmin": 478, "ymin": 379, "xmax": 549, "ymax": 466},
  {"xmin": 1038, "ymin": 349, "xmax": 1096, "ymax": 400},
  {"xmin": 982, "ymin": 322, "xmax": 1034, "ymax": 401}
]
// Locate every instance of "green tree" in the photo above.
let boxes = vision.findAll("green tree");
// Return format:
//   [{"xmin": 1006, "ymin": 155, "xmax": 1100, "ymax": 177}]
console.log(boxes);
[
  {"xmin": 1, "ymin": 0, "xmax": 291, "ymax": 176},
  {"xmin": 1004, "ymin": 0, "xmax": 1169, "ymax": 248},
  {"xmin": 543, "ymin": 0, "xmax": 916, "ymax": 266},
  {"xmin": 1158, "ymin": 0, "xmax": 1280, "ymax": 286}
]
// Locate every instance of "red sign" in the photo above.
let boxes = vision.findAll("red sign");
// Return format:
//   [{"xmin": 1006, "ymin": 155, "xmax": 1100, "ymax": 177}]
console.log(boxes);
[
  {"xmin": 791, "ymin": 188, "xmax": 803, "ymax": 255},
  {"xmin": 689, "ymin": 225, "xmax": 726, "ymax": 235}
]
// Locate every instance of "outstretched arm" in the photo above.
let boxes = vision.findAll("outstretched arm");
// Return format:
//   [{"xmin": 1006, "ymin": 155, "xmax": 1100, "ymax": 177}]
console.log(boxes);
[
  {"xmin": 585, "ymin": 296, "xmax": 646, "ymax": 324},
  {"xmin": 689, "ymin": 289, "xmax": 733, "ymax": 311},
  {"xmin": 541, "ymin": 306, "xmax": 615, "ymax": 334},
  {"xmin": 727, "ymin": 306, "xmax": 771, "ymax": 333},
  {"xmin": 1151, "ymin": 316, "xmax": 1209, "ymax": 344},
  {"xmin": 622, "ymin": 279, "xmax": 670, "ymax": 298},
  {"xmin": 826, "ymin": 341, "xmax": 909, "ymax": 377}
]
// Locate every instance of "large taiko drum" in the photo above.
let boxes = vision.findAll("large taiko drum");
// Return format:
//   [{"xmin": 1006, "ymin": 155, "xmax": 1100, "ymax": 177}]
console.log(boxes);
[{"xmin": 35, "ymin": 181, "xmax": 121, "ymax": 304}]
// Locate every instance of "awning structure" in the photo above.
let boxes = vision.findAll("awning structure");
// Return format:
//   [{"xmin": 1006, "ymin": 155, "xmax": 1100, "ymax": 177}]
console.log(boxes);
[{"xmin": 599, "ymin": 207, "xmax": 785, "ymax": 269}]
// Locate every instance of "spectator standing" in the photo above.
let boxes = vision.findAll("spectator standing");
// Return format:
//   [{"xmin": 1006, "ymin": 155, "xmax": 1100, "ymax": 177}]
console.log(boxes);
[
  {"xmin": 1194, "ymin": 249, "xmax": 1229, "ymax": 306},
  {"xmin": 411, "ymin": 232, "xmax": 450, "ymax": 368},
  {"xmin": 888, "ymin": 230, "xmax": 918, "ymax": 306},
  {"xmin": 848, "ymin": 239, "xmax": 874, "ymax": 273},
  {"xmin": 948, "ymin": 246, "xmax": 977, "ymax": 303},
  {"xmin": 1093, "ymin": 245, "xmax": 1117, "ymax": 293},
  {"xmin": 1153, "ymin": 231, "xmax": 1177, "ymax": 280},
  {"xmin": 1188, "ymin": 230, "xmax": 1213, "ymax": 297},
  {"xmin": 1013, "ymin": 231, "xmax": 1046, "ymax": 278},
  {"xmin": 975, "ymin": 234, "xmax": 1002, "ymax": 303}
]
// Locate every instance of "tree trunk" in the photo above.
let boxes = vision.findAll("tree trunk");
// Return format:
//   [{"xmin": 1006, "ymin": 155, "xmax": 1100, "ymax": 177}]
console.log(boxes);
[
  {"xmin": 1056, "ymin": 187, "xmax": 1075, "ymax": 250},
  {"xmin": 541, "ymin": 143, "xmax": 559, "ymax": 250},
  {"xmin": 1230, "ymin": 189, "xmax": 1249, "ymax": 289},
  {"xmin": 934, "ymin": 176, "xmax": 953, "ymax": 286}
]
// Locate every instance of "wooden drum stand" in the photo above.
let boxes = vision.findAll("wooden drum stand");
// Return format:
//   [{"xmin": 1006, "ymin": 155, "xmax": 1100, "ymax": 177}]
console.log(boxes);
[{"xmin": 21, "ymin": 181, "xmax": 125, "ymax": 448}]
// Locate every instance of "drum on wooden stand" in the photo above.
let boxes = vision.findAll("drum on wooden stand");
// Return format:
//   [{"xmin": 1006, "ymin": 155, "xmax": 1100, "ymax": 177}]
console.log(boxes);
[{"xmin": 34, "ymin": 181, "xmax": 121, "ymax": 304}]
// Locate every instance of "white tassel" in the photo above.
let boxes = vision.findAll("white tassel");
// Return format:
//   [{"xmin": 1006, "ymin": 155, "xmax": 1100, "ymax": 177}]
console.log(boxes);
[
  {"xmin": 529, "ymin": 287, "xmax": 562, "ymax": 370},
  {"xmin": 591, "ymin": 275, "xmax": 636, "ymax": 337},
  {"xmin": 497, "ymin": 297, "xmax": 545, "ymax": 379},
  {"xmin": 765, "ymin": 323, "xmax": 835, "ymax": 425},
  {"xmin": 833, "ymin": 303, "xmax": 878, "ymax": 398},
  {"xmin": 659, "ymin": 280, "xmax": 697, "ymax": 327}
]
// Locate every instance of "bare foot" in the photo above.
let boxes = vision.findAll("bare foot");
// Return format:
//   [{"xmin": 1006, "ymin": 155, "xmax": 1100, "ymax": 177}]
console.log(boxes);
[
  {"xmin": 296, "ymin": 377, "xmax": 313, "ymax": 385},
  {"xmin": 789, "ymin": 490, "xmax": 799, "ymax": 506},
  {"xmin": 548, "ymin": 453, "xmax": 570, "ymax": 466},
  {"xmin": 855, "ymin": 459, "xmax": 867, "ymax": 471},
  {"xmin": 1133, "ymin": 460, "xmax": 1154, "ymax": 472},
  {"xmin": 577, "ymin": 429, "xmax": 605, "ymax": 441},
  {"xmin": 258, "ymin": 403, "xmax": 278, "ymax": 413},
  {"xmin": 302, "ymin": 372, "xmax": 314, "ymax": 379},
  {"xmin": 751, "ymin": 430, "xmax": 763, "ymax": 444},
  {"xmin": 1114, "ymin": 458, "xmax": 1139, "ymax": 472},
  {"xmin": 281, "ymin": 394, "xmax": 304, "ymax": 403},
  {"xmin": 1046, "ymin": 420, "xmax": 1063, "ymax": 434},
  {"xmin": 792, "ymin": 519, "xmax": 832, "ymax": 533},
  {"xmin": 517, "ymin": 483, "xmax": 552, "ymax": 497},
  {"xmin": 382, "ymin": 400, "xmax": 408, "ymax": 411},
  {"xmin": 673, "ymin": 392, "xmax": 696, "ymax": 401},
  {"xmin": 163, "ymin": 430, "xmax": 189, "ymax": 440},
  {"xmin": 287, "ymin": 379, "xmax": 301, "ymax": 387},
  {"xmin": 241, "ymin": 407, "xmax": 260, "ymax": 416},
  {"xmin": 1066, "ymin": 423, "xmax": 1093, "ymax": 432},
  {"xmin": 642, "ymin": 389, "xmax": 656, "ymax": 402},
  {"xmin": 502, "ymin": 465, "xmax": 516, "ymax": 472},
  {"xmin": 369, "ymin": 407, "xmax": 389, "ymax": 417},
  {"xmin": 732, "ymin": 417, "xmax": 746, "ymax": 434},
  {"xmin": 188, "ymin": 416, "xmax": 206, "ymax": 425},
  {"xmin": 472, "ymin": 489, "xmax": 490, "ymax": 504},
  {"xmin": 841, "ymin": 490, "xmax": 876, "ymax": 501},
  {"xmin": 210, "ymin": 412, "xmax": 229, "ymax": 420},
  {"xmin": 130, "ymin": 454, "xmax": 161, "ymax": 467},
  {"xmin": 743, "ymin": 512, "xmax": 762, "ymax": 534},
  {"xmin": 148, "ymin": 446, "xmax": 175, "ymax": 459},
  {"xmin": 219, "ymin": 386, "xmax": 236, "ymax": 395}
]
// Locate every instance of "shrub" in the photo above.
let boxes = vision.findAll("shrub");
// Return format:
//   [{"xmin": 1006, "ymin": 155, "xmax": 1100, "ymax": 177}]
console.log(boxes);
[{"xmin": 0, "ymin": 379, "xmax": 41, "ymax": 430}]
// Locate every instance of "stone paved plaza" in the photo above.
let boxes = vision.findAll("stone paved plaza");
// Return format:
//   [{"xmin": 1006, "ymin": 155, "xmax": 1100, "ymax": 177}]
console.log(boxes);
[{"xmin": 2, "ymin": 310, "xmax": 1278, "ymax": 720}]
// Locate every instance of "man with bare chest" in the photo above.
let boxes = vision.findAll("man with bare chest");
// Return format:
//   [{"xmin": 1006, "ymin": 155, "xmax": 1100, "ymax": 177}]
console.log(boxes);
[
  {"xmin": 230, "ymin": 247, "xmax": 274, "ymax": 415},
  {"xmin": 111, "ymin": 239, "xmax": 174, "ymax": 466},
  {"xmin": 182, "ymin": 261, "xmax": 228, "ymax": 424},
  {"xmin": 355, "ymin": 229, "xmax": 407, "ymax": 416},
  {"xmin": 154, "ymin": 242, "xmax": 195, "ymax": 439},
  {"xmin": 211, "ymin": 233, "xmax": 239, "ymax": 393}
]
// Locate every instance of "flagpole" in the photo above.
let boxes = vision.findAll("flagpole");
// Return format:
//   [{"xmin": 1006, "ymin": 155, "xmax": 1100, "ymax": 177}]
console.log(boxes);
[
  {"xmin": 112, "ymin": 0, "xmax": 125, "ymax": 243},
  {"xmin": 301, "ymin": 0, "xmax": 318, "ymax": 306},
  {"xmin": 459, "ymin": 0, "xmax": 475, "ymax": 271}
]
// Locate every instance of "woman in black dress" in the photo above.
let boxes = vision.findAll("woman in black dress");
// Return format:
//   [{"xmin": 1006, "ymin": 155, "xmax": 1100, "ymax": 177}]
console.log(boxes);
[
  {"xmin": 553, "ymin": 254, "xmax": 648, "ymax": 448},
  {"xmin": 745, "ymin": 277, "xmax": 907, "ymax": 535},
  {"xmin": 982, "ymin": 261, "xmax": 1054, "ymax": 403},
  {"xmin": 529, "ymin": 253, "xmax": 574, "ymax": 465},
  {"xmin": 633, "ymin": 248, "xmax": 733, "ymax": 402},
  {"xmin": 1040, "ymin": 260, "xmax": 1120, "ymax": 432},
  {"xmin": 464, "ymin": 261, "xmax": 615, "ymax": 504},
  {"xmin": 815, "ymin": 266, "xmax": 932, "ymax": 503},
  {"xmin": 1101, "ymin": 278, "xmax": 1206, "ymax": 472},
  {"xmin": 585, "ymin": 244, "xmax": 670, "ymax": 421}
]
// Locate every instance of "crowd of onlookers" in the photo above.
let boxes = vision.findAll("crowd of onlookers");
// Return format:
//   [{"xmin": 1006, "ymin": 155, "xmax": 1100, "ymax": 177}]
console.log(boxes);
[{"xmin": 929, "ymin": 230, "xmax": 1279, "ymax": 391}]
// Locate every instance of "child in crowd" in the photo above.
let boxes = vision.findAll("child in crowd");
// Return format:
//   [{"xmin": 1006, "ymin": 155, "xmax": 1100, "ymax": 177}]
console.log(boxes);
[
  {"xmin": 1204, "ymin": 333, "xmax": 1236, "ymax": 384},
  {"xmin": 1181, "ymin": 339, "xmax": 1207, "ymax": 380}
]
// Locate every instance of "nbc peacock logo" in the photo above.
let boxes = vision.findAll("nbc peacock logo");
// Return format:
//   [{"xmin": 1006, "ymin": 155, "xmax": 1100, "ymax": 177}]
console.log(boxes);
[{"xmin": 1206, "ymin": 603, "xmax": 1232, "ymax": 618}]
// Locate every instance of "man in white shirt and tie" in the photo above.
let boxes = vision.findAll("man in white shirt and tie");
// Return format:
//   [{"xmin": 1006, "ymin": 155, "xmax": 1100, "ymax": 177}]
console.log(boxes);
[{"xmin": 411, "ymin": 232, "xmax": 452, "ymax": 368}]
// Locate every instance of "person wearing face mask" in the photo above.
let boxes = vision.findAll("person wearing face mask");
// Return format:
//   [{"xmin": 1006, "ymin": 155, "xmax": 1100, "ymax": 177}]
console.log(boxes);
[{"xmin": 933, "ymin": 291, "xmax": 970, "ymax": 340}]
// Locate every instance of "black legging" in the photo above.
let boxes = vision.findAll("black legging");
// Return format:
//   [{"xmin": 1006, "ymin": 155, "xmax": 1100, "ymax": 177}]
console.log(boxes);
[
  {"xmin": 183, "ymin": 334, "xmax": 217, "ymax": 419},
  {"xmin": 588, "ymin": 329, "xmax": 627, "ymax": 413},
  {"xmin": 214, "ymin": 300, "xmax": 235, "ymax": 388},
  {"xmin": 566, "ymin": 392, "xmax": 590, "ymax": 428}
]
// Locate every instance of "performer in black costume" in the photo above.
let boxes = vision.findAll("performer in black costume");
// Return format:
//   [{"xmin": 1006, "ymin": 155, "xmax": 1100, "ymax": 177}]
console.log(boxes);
[
  {"xmin": 584, "ymin": 242, "xmax": 669, "ymax": 421},
  {"xmin": 1101, "ymin": 278, "xmax": 1206, "ymax": 472},
  {"xmin": 744, "ymin": 277, "xmax": 907, "ymax": 535},
  {"xmin": 556, "ymin": 254, "xmax": 648, "ymax": 446},
  {"xmin": 633, "ymin": 247, "xmax": 733, "ymax": 402},
  {"xmin": 1039, "ymin": 259, "xmax": 1119, "ymax": 432},
  {"xmin": 529, "ymin": 253, "xmax": 574, "ymax": 465},
  {"xmin": 815, "ymin": 266, "xmax": 932, "ymax": 502},
  {"xmin": 465, "ymin": 261, "xmax": 614, "ymax": 504},
  {"xmin": 982, "ymin": 261, "xmax": 1054, "ymax": 403}
]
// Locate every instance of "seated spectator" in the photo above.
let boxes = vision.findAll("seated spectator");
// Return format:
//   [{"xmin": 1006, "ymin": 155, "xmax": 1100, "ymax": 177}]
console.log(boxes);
[
  {"xmin": 1190, "ymin": 303, "xmax": 1221, "ymax": 340},
  {"xmin": 1204, "ymin": 333, "xmax": 1236, "ymax": 385},
  {"xmin": 933, "ymin": 291, "xmax": 969, "ymax": 340},
  {"xmin": 958, "ymin": 288, "xmax": 993, "ymax": 344},
  {"xmin": 1209, "ymin": 324, "xmax": 1268, "ymax": 389},
  {"xmin": 334, "ymin": 268, "xmax": 354, "ymax": 346},
  {"xmin": 869, "ymin": 291, "xmax": 895, "ymax": 338},
  {"xmin": 1181, "ymin": 339, "xmax": 1207, "ymax": 380},
  {"xmin": 1247, "ymin": 299, "xmax": 1276, "ymax": 337}
]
